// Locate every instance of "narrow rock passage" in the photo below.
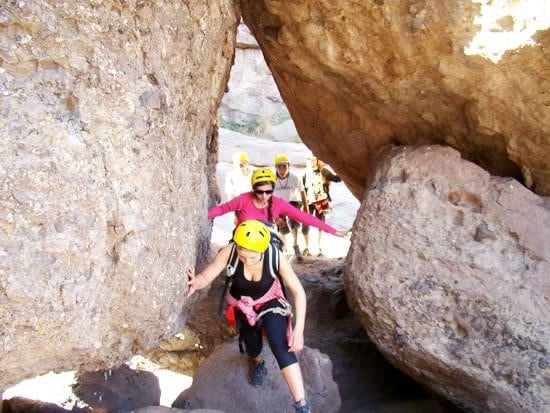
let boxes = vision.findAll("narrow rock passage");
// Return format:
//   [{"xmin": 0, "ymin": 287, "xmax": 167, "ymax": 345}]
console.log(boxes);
[{"xmin": 184, "ymin": 252, "xmax": 464, "ymax": 412}]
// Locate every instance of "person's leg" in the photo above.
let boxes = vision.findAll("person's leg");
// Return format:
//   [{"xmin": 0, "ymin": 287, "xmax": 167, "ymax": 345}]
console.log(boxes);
[
  {"xmin": 288, "ymin": 218, "xmax": 302, "ymax": 260},
  {"xmin": 291, "ymin": 225, "xmax": 302, "ymax": 258},
  {"xmin": 314, "ymin": 210, "xmax": 325, "ymax": 256},
  {"xmin": 238, "ymin": 313, "xmax": 266, "ymax": 386},
  {"xmin": 262, "ymin": 310, "xmax": 308, "ymax": 405},
  {"xmin": 281, "ymin": 363, "xmax": 306, "ymax": 402},
  {"xmin": 288, "ymin": 215, "xmax": 299, "ymax": 247},
  {"xmin": 302, "ymin": 215, "xmax": 311, "ymax": 255},
  {"xmin": 239, "ymin": 317, "xmax": 263, "ymax": 359},
  {"xmin": 276, "ymin": 217, "xmax": 291, "ymax": 254}
]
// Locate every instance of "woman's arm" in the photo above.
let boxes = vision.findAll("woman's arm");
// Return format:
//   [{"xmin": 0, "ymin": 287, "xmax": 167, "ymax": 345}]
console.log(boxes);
[
  {"xmin": 278, "ymin": 254, "xmax": 307, "ymax": 352},
  {"xmin": 276, "ymin": 198, "xmax": 338, "ymax": 235},
  {"xmin": 186, "ymin": 244, "xmax": 232, "ymax": 297},
  {"xmin": 208, "ymin": 194, "xmax": 244, "ymax": 219}
]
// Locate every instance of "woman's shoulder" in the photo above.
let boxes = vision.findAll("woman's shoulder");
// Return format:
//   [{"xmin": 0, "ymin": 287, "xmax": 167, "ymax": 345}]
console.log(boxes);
[
  {"xmin": 240, "ymin": 191, "xmax": 253, "ymax": 199},
  {"xmin": 216, "ymin": 242, "xmax": 235, "ymax": 260},
  {"xmin": 232, "ymin": 191, "xmax": 253, "ymax": 203}
]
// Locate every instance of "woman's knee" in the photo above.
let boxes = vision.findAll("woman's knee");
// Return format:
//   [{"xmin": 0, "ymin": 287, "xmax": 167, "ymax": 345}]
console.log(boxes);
[
  {"xmin": 276, "ymin": 352, "xmax": 298, "ymax": 369},
  {"xmin": 262, "ymin": 314, "xmax": 297, "ymax": 368}
]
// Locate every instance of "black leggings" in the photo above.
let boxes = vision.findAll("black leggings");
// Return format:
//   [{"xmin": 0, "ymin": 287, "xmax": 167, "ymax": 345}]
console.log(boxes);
[{"xmin": 237, "ymin": 302, "xmax": 298, "ymax": 369}]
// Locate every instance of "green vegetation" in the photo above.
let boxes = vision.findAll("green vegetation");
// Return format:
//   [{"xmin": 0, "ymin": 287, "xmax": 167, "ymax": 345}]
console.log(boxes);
[
  {"xmin": 219, "ymin": 118, "xmax": 261, "ymax": 135},
  {"xmin": 218, "ymin": 110, "xmax": 294, "ymax": 138}
]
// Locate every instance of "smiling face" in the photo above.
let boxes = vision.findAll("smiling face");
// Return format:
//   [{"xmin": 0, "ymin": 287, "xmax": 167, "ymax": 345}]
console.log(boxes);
[
  {"xmin": 236, "ymin": 246, "xmax": 263, "ymax": 266},
  {"xmin": 253, "ymin": 182, "xmax": 274, "ymax": 202}
]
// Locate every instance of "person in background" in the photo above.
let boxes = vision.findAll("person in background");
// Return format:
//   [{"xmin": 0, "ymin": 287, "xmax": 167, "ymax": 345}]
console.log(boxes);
[
  {"xmin": 224, "ymin": 151, "xmax": 252, "ymax": 201},
  {"xmin": 186, "ymin": 220, "xmax": 313, "ymax": 412},
  {"xmin": 302, "ymin": 156, "xmax": 342, "ymax": 257},
  {"xmin": 209, "ymin": 168, "xmax": 349, "ymax": 241},
  {"xmin": 272, "ymin": 154, "xmax": 308, "ymax": 261}
]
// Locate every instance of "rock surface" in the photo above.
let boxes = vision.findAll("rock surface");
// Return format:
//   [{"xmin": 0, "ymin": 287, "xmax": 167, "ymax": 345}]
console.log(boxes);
[
  {"xmin": 72, "ymin": 364, "xmax": 160, "ymax": 412},
  {"xmin": 0, "ymin": 0, "xmax": 236, "ymax": 389},
  {"xmin": 172, "ymin": 341, "xmax": 341, "ymax": 413},
  {"xmin": 219, "ymin": 23, "xmax": 297, "ymax": 140},
  {"xmin": 240, "ymin": 1, "xmax": 550, "ymax": 198},
  {"xmin": 345, "ymin": 146, "xmax": 550, "ymax": 413}
]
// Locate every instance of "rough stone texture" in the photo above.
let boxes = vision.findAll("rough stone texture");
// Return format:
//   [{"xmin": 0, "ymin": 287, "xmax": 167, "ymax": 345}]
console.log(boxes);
[
  {"xmin": 0, "ymin": 0, "xmax": 236, "ymax": 389},
  {"xmin": 219, "ymin": 22, "xmax": 297, "ymax": 141},
  {"xmin": 173, "ymin": 341, "xmax": 340, "ymax": 413},
  {"xmin": 240, "ymin": 1, "xmax": 550, "ymax": 198},
  {"xmin": 345, "ymin": 146, "xmax": 549, "ymax": 413}
]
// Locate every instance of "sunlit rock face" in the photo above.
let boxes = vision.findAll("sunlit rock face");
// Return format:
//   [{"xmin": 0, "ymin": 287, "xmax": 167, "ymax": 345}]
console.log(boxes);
[
  {"xmin": 219, "ymin": 23, "xmax": 298, "ymax": 141},
  {"xmin": 0, "ymin": 0, "xmax": 236, "ymax": 389},
  {"xmin": 240, "ymin": 0, "xmax": 550, "ymax": 198},
  {"xmin": 345, "ymin": 146, "xmax": 549, "ymax": 413}
]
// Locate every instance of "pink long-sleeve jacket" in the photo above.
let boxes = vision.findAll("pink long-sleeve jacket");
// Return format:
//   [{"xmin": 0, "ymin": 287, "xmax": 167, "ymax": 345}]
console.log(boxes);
[{"xmin": 208, "ymin": 192, "xmax": 337, "ymax": 234}]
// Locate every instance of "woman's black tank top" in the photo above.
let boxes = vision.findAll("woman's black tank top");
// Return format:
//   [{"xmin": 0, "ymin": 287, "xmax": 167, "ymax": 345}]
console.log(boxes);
[{"xmin": 229, "ymin": 258, "xmax": 274, "ymax": 300}]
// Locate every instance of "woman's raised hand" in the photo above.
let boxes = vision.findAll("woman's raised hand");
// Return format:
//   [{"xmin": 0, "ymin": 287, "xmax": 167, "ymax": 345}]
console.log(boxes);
[{"xmin": 335, "ymin": 228, "xmax": 352, "ymax": 238}]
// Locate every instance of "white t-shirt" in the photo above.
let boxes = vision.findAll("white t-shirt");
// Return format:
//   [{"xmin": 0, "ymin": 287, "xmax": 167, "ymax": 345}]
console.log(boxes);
[
  {"xmin": 225, "ymin": 168, "xmax": 252, "ymax": 201},
  {"xmin": 274, "ymin": 172, "xmax": 304, "ymax": 203}
]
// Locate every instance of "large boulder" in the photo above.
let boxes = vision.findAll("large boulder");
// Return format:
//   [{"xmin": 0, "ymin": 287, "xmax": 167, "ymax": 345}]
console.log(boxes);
[
  {"xmin": 173, "ymin": 340, "xmax": 340, "ymax": 413},
  {"xmin": 0, "ymin": 0, "xmax": 236, "ymax": 389},
  {"xmin": 240, "ymin": 1, "xmax": 550, "ymax": 197},
  {"xmin": 345, "ymin": 146, "xmax": 550, "ymax": 412}
]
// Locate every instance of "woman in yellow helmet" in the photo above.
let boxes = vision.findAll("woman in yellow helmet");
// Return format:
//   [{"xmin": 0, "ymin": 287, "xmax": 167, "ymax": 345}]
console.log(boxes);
[
  {"xmin": 224, "ymin": 151, "xmax": 252, "ymax": 201},
  {"xmin": 186, "ymin": 220, "xmax": 312, "ymax": 412},
  {"xmin": 209, "ymin": 168, "xmax": 348, "ymax": 239}
]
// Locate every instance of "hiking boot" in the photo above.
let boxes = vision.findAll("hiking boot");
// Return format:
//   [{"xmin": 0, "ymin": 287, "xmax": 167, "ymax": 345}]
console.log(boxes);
[
  {"xmin": 293, "ymin": 245, "xmax": 303, "ymax": 262},
  {"xmin": 293, "ymin": 399, "xmax": 312, "ymax": 413},
  {"xmin": 302, "ymin": 248, "xmax": 311, "ymax": 257},
  {"xmin": 247, "ymin": 358, "xmax": 267, "ymax": 387}
]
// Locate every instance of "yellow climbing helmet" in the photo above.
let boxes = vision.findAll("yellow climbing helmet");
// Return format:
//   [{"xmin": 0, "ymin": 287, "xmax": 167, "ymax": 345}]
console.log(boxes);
[
  {"xmin": 274, "ymin": 153, "xmax": 290, "ymax": 165},
  {"xmin": 238, "ymin": 151, "xmax": 249, "ymax": 162},
  {"xmin": 251, "ymin": 168, "xmax": 276, "ymax": 186},
  {"xmin": 233, "ymin": 220, "xmax": 271, "ymax": 252}
]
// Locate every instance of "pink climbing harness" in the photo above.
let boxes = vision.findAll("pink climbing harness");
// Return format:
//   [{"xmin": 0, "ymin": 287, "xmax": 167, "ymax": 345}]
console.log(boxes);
[{"xmin": 226, "ymin": 276, "xmax": 293, "ymax": 342}]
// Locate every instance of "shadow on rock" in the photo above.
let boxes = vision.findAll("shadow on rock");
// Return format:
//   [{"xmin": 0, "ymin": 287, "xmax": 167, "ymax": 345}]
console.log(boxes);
[
  {"xmin": 301, "ymin": 259, "xmax": 464, "ymax": 413},
  {"xmin": 73, "ymin": 364, "xmax": 160, "ymax": 412},
  {"xmin": 1, "ymin": 397, "xmax": 90, "ymax": 413}
]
